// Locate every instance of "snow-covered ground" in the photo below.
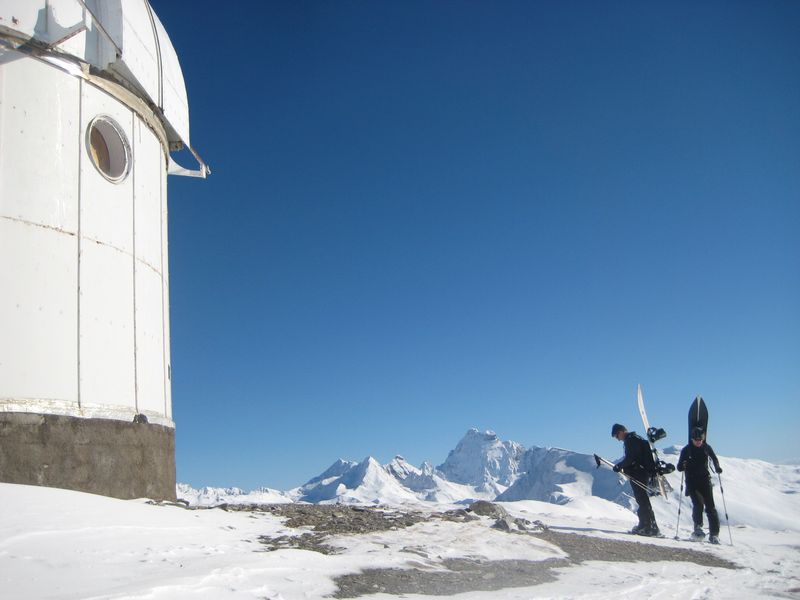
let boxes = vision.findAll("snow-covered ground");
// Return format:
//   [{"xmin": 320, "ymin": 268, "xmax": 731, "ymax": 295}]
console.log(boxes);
[
  {"xmin": 2, "ymin": 472, "xmax": 799, "ymax": 599},
  {"xmin": 3, "ymin": 430, "xmax": 799, "ymax": 598}
]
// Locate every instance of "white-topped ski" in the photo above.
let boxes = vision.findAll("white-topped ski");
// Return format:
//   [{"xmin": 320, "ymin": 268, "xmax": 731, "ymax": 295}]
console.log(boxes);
[{"xmin": 637, "ymin": 384, "xmax": 668, "ymax": 497}]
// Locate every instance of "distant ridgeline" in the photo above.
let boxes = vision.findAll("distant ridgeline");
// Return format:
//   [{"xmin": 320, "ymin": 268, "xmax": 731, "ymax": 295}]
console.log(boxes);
[
  {"xmin": 179, "ymin": 428, "xmax": 800, "ymax": 534},
  {"xmin": 180, "ymin": 429, "xmax": 634, "ymax": 507}
]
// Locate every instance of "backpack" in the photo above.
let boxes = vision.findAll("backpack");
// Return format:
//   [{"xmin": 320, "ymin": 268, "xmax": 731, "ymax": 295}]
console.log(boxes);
[{"xmin": 634, "ymin": 433, "xmax": 658, "ymax": 475}]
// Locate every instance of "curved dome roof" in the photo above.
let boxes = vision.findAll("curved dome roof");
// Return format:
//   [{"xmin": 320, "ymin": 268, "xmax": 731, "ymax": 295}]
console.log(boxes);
[{"xmin": 0, "ymin": 0, "xmax": 206, "ymax": 175}]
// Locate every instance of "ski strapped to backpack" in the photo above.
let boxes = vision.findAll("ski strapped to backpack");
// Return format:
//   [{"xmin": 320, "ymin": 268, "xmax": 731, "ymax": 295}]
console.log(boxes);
[{"xmin": 637, "ymin": 385, "xmax": 675, "ymax": 497}]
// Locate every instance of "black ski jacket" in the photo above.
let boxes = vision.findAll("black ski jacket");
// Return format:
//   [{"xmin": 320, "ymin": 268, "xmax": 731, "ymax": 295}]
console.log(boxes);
[
  {"xmin": 616, "ymin": 432, "xmax": 654, "ymax": 477},
  {"xmin": 677, "ymin": 442, "xmax": 721, "ymax": 481}
]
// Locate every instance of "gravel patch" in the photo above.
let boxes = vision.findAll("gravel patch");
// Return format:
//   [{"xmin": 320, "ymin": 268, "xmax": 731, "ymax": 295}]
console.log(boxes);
[
  {"xmin": 537, "ymin": 529, "xmax": 738, "ymax": 569},
  {"xmin": 219, "ymin": 502, "xmax": 740, "ymax": 597},
  {"xmin": 248, "ymin": 504, "xmax": 429, "ymax": 554},
  {"xmin": 331, "ymin": 529, "xmax": 739, "ymax": 598},
  {"xmin": 333, "ymin": 557, "xmax": 567, "ymax": 598},
  {"xmin": 253, "ymin": 504, "xmax": 481, "ymax": 554}
]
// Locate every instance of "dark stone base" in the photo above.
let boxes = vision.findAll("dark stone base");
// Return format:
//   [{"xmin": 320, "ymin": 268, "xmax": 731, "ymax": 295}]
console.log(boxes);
[{"xmin": 0, "ymin": 412, "xmax": 176, "ymax": 501}]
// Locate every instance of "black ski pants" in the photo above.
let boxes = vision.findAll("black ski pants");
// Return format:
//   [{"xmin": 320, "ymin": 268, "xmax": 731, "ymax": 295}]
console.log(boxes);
[
  {"xmin": 689, "ymin": 476, "xmax": 719, "ymax": 536},
  {"xmin": 631, "ymin": 472, "xmax": 656, "ymax": 529}
]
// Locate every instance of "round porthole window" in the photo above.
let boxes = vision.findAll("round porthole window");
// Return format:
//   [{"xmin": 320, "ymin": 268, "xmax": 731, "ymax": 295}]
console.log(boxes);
[{"xmin": 87, "ymin": 116, "xmax": 131, "ymax": 183}]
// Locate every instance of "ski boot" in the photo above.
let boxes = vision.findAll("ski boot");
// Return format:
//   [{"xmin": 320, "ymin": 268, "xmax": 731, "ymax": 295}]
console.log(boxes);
[
  {"xmin": 709, "ymin": 535, "xmax": 720, "ymax": 545},
  {"xmin": 691, "ymin": 526, "xmax": 706, "ymax": 541},
  {"xmin": 643, "ymin": 525, "xmax": 663, "ymax": 538},
  {"xmin": 630, "ymin": 524, "xmax": 646, "ymax": 535}
]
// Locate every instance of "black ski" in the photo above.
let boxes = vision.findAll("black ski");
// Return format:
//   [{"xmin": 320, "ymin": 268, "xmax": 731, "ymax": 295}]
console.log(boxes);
[{"xmin": 689, "ymin": 396, "xmax": 709, "ymax": 442}]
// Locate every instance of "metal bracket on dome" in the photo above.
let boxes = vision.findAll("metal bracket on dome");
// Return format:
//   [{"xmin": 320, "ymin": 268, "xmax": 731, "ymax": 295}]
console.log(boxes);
[
  {"xmin": 168, "ymin": 143, "xmax": 211, "ymax": 178},
  {"xmin": 75, "ymin": 0, "xmax": 122, "ymax": 58},
  {"xmin": 47, "ymin": 23, "xmax": 87, "ymax": 49}
]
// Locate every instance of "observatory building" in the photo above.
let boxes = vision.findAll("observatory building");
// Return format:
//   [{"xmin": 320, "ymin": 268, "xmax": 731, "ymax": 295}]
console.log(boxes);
[{"xmin": 0, "ymin": 1, "xmax": 207, "ymax": 500}]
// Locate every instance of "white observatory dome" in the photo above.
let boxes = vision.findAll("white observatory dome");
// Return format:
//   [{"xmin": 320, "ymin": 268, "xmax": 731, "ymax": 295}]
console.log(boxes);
[
  {"xmin": 0, "ymin": 0, "xmax": 208, "ymax": 175},
  {"xmin": 0, "ymin": 0, "xmax": 207, "ymax": 500}
]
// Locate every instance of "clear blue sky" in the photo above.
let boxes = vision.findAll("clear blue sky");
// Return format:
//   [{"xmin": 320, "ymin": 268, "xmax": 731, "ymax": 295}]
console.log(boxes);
[{"xmin": 150, "ymin": 1, "xmax": 800, "ymax": 491}]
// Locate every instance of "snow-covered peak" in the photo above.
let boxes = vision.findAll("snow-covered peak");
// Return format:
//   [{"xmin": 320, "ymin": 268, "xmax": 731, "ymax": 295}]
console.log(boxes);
[
  {"xmin": 302, "ymin": 458, "xmax": 360, "ymax": 488},
  {"xmin": 437, "ymin": 428, "xmax": 525, "ymax": 494},
  {"xmin": 497, "ymin": 446, "xmax": 631, "ymax": 506},
  {"xmin": 386, "ymin": 455, "xmax": 422, "ymax": 479},
  {"xmin": 661, "ymin": 444, "xmax": 682, "ymax": 456},
  {"xmin": 294, "ymin": 456, "xmax": 422, "ymax": 505},
  {"xmin": 176, "ymin": 483, "xmax": 291, "ymax": 506}
]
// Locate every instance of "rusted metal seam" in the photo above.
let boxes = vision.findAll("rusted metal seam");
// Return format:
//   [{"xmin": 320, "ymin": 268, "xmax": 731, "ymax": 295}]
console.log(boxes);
[
  {"xmin": 0, "ymin": 214, "xmax": 76, "ymax": 236},
  {"xmin": 1, "ymin": 216, "xmax": 164, "ymax": 277}
]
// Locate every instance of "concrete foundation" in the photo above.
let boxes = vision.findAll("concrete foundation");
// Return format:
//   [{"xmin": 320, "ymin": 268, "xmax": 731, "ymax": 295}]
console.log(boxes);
[{"xmin": 0, "ymin": 412, "xmax": 176, "ymax": 501}]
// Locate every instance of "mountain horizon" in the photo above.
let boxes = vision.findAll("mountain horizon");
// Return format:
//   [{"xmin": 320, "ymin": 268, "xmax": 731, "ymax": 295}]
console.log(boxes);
[{"xmin": 178, "ymin": 427, "xmax": 800, "ymax": 533}]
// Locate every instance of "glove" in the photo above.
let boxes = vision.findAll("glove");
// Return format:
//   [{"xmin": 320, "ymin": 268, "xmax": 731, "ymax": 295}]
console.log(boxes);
[
  {"xmin": 612, "ymin": 464, "xmax": 621, "ymax": 473},
  {"xmin": 679, "ymin": 461, "xmax": 687, "ymax": 471},
  {"xmin": 715, "ymin": 466, "xmax": 722, "ymax": 474}
]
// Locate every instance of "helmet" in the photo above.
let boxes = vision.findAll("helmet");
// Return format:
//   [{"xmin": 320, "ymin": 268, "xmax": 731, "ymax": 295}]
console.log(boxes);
[
  {"xmin": 611, "ymin": 423, "xmax": 626, "ymax": 437},
  {"xmin": 691, "ymin": 427, "xmax": 705, "ymax": 441}
]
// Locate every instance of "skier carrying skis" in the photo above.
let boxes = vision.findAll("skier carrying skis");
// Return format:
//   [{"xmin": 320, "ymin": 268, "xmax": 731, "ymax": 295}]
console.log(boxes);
[
  {"xmin": 677, "ymin": 426, "xmax": 722, "ymax": 544},
  {"xmin": 611, "ymin": 423, "xmax": 660, "ymax": 536}
]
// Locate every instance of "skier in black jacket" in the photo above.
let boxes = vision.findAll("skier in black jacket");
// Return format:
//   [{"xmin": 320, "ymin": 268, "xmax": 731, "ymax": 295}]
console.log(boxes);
[
  {"xmin": 678, "ymin": 427, "xmax": 722, "ymax": 544},
  {"xmin": 611, "ymin": 423, "xmax": 660, "ymax": 536}
]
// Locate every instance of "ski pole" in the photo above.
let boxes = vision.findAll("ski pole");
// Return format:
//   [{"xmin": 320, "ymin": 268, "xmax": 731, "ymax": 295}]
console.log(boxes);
[
  {"xmin": 674, "ymin": 470, "xmax": 685, "ymax": 540},
  {"xmin": 594, "ymin": 454, "xmax": 660, "ymax": 495},
  {"xmin": 717, "ymin": 471, "xmax": 733, "ymax": 546}
]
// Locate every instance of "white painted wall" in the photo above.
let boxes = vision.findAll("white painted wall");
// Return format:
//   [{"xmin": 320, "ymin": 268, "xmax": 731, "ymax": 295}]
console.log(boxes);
[
  {"xmin": 134, "ymin": 118, "xmax": 168, "ymax": 417},
  {"xmin": 0, "ymin": 56, "xmax": 79, "ymax": 232},
  {"xmin": 0, "ymin": 51, "xmax": 173, "ymax": 425},
  {"xmin": 0, "ymin": 219, "xmax": 79, "ymax": 405},
  {"xmin": 0, "ymin": 56, "xmax": 79, "ymax": 406}
]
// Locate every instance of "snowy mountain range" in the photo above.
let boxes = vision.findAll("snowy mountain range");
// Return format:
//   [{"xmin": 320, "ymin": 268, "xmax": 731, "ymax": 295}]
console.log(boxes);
[
  {"xmin": 178, "ymin": 428, "xmax": 800, "ymax": 532},
  {"xmin": 179, "ymin": 429, "xmax": 641, "ymax": 508}
]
